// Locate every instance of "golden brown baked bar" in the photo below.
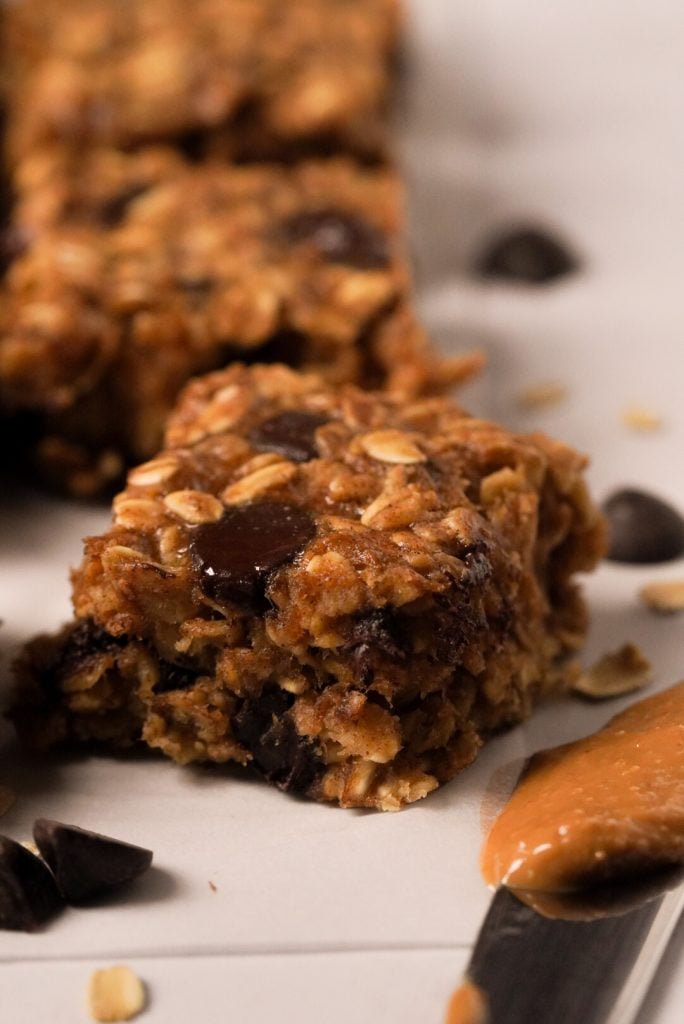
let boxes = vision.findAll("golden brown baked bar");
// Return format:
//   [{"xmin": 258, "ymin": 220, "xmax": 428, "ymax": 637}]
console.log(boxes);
[
  {"xmin": 4, "ymin": 0, "xmax": 400, "ymax": 163},
  {"xmin": 0, "ymin": 152, "xmax": 478, "ymax": 494},
  {"xmin": 13, "ymin": 365, "xmax": 606, "ymax": 810}
]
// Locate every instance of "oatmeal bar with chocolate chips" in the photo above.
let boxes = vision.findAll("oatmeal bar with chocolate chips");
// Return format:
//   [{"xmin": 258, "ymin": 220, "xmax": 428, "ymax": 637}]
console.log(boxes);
[
  {"xmin": 0, "ymin": 155, "xmax": 477, "ymax": 495},
  {"xmin": 4, "ymin": 0, "xmax": 400, "ymax": 163},
  {"xmin": 12, "ymin": 364, "xmax": 606, "ymax": 810}
]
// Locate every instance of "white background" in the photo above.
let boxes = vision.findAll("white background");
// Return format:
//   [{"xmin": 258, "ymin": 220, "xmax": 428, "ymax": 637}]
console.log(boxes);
[{"xmin": 1, "ymin": 1, "xmax": 684, "ymax": 1019}]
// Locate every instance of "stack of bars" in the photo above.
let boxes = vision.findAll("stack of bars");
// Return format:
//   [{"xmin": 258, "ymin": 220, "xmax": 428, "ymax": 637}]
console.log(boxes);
[
  {"xmin": 0, "ymin": 0, "xmax": 479, "ymax": 495},
  {"xmin": 4, "ymin": 0, "xmax": 606, "ymax": 810}
]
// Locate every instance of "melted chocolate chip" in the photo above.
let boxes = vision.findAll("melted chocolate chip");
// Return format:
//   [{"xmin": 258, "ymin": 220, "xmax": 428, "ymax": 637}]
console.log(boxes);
[
  {"xmin": 431, "ymin": 594, "xmax": 487, "ymax": 665},
  {"xmin": 154, "ymin": 661, "xmax": 202, "ymax": 694},
  {"xmin": 0, "ymin": 836, "xmax": 63, "ymax": 931},
  {"xmin": 249, "ymin": 411, "xmax": 329, "ymax": 463},
  {"xmin": 475, "ymin": 227, "xmax": 577, "ymax": 284},
  {"xmin": 191, "ymin": 501, "xmax": 316, "ymax": 605},
  {"xmin": 233, "ymin": 686, "xmax": 322, "ymax": 794},
  {"xmin": 279, "ymin": 209, "xmax": 390, "ymax": 269},
  {"xmin": 345, "ymin": 610, "xmax": 407, "ymax": 684},
  {"xmin": 99, "ymin": 182, "xmax": 150, "ymax": 226},
  {"xmin": 33, "ymin": 819, "xmax": 153, "ymax": 904},
  {"xmin": 52, "ymin": 618, "xmax": 125, "ymax": 684},
  {"xmin": 603, "ymin": 489, "xmax": 684, "ymax": 564},
  {"xmin": 0, "ymin": 224, "xmax": 33, "ymax": 275},
  {"xmin": 176, "ymin": 275, "xmax": 215, "ymax": 299},
  {"xmin": 54, "ymin": 620, "xmax": 125, "ymax": 682}
]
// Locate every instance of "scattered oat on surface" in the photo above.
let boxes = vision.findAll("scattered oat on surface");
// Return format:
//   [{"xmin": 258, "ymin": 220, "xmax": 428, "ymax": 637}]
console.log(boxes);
[
  {"xmin": 640, "ymin": 580, "xmax": 684, "ymax": 614},
  {"xmin": 516, "ymin": 381, "xmax": 568, "ymax": 410},
  {"xmin": 87, "ymin": 966, "xmax": 146, "ymax": 1022},
  {"xmin": 621, "ymin": 405, "xmax": 663, "ymax": 432},
  {"xmin": 0, "ymin": 785, "xmax": 16, "ymax": 817},
  {"xmin": 572, "ymin": 643, "xmax": 653, "ymax": 699}
]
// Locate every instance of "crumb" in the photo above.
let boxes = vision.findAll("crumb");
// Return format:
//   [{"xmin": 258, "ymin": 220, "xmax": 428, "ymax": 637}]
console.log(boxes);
[
  {"xmin": 572, "ymin": 643, "xmax": 652, "ymax": 699},
  {"xmin": 208, "ymin": 880, "xmax": 217, "ymax": 892},
  {"xmin": 639, "ymin": 580, "xmax": 684, "ymax": 614},
  {"xmin": 87, "ymin": 965, "xmax": 146, "ymax": 1022},
  {"xmin": 516, "ymin": 381, "xmax": 568, "ymax": 410},
  {"xmin": 621, "ymin": 406, "xmax": 663, "ymax": 432}
]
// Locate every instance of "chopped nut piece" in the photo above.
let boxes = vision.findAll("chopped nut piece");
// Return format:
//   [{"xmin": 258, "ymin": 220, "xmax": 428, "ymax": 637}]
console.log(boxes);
[
  {"xmin": 87, "ymin": 966, "xmax": 146, "ymax": 1022},
  {"xmin": 359, "ymin": 429, "xmax": 426, "ymax": 465},
  {"xmin": 621, "ymin": 406, "xmax": 663, "ymax": 432},
  {"xmin": 0, "ymin": 786, "xmax": 15, "ymax": 818},
  {"xmin": 163, "ymin": 490, "xmax": 224, "ymax": 525},
  {"xmin": 640, "ymin": 580, "xmax": 684, "ymax": 614},
  {"xmin": 572, "ymin": 643, "xmax": 652, "ymax": 699},
  {"xmin": 517, "ymin": 381, "xmax": 568, "ymax": 410}
]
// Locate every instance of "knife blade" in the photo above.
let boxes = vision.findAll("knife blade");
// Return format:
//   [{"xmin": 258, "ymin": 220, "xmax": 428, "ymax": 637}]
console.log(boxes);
[{"xmin": 463, "ymin": 882, "xmax": 684, "ymax": 1024}]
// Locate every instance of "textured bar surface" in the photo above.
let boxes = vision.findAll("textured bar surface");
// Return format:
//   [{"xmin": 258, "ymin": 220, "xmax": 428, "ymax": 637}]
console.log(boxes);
[
  {"xmin": 4, "ymin": 0, "xmax": 400, "ymax": 163},
  {"xmin": 0, "ymin": 154, "xmax": 475, "ymax": 494},
  {"xmin": 13, "ymin": 364, "xmax": 606, "ymax": 809}
]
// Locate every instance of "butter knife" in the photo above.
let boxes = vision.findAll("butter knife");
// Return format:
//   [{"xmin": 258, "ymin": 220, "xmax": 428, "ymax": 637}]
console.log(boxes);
[{"xmin": 462, "ymin": 882, "xmax": 684, "ymax": 1024}]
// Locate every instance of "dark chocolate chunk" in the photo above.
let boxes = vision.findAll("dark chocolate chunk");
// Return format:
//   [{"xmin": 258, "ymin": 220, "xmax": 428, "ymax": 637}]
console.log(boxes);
[
  {"xmin": 0, "ymin": 224, "xmax": 33, "ymax": 275},
  {"xmin": 54, "ymin": 620, "xmax": 125, "ymax": 683},
  {"xmin": 249, "ymin": 411, "xmax": 329, "ymax": 463},
  {"xmin": 278, "ymin": 209, "xmax": 390, "ymax": 269},
  {"xmin": 475, "ymin": 226, "xmax": 577, "ymax": 283},
  {"xmin": 345, "ymin": 609, "xmax": 407, "ymax": 684},
  {"xmin": 603, "ymin": 488, "xmax": 684, "ymax": 564},
  {"xmin": 154, "ymin": 660, "xmax": 202, "ymax": 695},
  {"xmin": 176, "ymin": 275, "xmax": 215, "ymax": 300},
  {"xmin": 191, "ymin": 501, "xmax": 316, "ymax": 605},
  {"xmin": 0, "ymin": 836, "xmax": 63, "ymax": 931},
  {"xmin": 33, "ymin": 819, "xmax": 153, "ymax": 904},
  {"xmin": 233, "ymin": 687, "xmax": 322, "ymax": 794},
  {"xmin": 99, "ymin": 182, "xmax": 150, "ymax": 226}
]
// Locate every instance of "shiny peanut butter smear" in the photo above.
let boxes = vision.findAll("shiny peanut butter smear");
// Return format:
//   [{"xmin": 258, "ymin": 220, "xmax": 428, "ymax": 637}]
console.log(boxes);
[{"xmin": 481, "ymin": 681, "xmax": 684, "ymax": 893}]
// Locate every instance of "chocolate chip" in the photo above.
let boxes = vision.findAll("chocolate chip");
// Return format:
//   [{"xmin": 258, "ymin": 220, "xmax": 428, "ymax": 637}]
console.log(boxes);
[
  {"xmin": 191, "ymin": 501, "xmax": 316, "ymax": 605},
  {"xmin": 54, "ymin": 620, "xmax": 125, "ymax": 683},
  {"xmin": 603, "ymin": 489, "xmax": 684, "ymax": 564},
  {"xmin": 233, "ymin": 686, "xmax": 322, "ymax": 794},
  {"xmin": 278, "ymin": 209, "xmax": 391, "ymax": 269},
  {"xmin": 0, "ymin": 224, "xmax": 33, "ymax": 275},
  {"xmin": 0, "ymin": 836, "xmax": 63, "ymax": 931},
  {"xmin": 176, "ymin": 275, "xmax": 215, "ymax": 300},
  {"xmin": 99, "ymin": 182, "xmax": 150, "ymax": 226},
  {"xmin": 33, "ymin": 819, "xmax": 153, "ymax": 904},
  {"xmin": 345, "ymin": 610, "xmax": 407, "ymax": 683},
  {"xmin": 153, "ymin": 661, "xmax": 202, "ymax": 694},
  {"xmin": 475, "ymin": 227, "xmax": 577, "ymax": 283},
  {"xmin": 249, "ymin": 411, "xmax": 329, "ymax": 463}
]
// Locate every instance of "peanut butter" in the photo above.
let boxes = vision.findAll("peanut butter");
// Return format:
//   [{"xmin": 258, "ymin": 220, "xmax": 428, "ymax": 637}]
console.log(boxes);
[
  {"xmin": 444, "ymin": 979, "xmax": 488, "ymax": 1024},
  {"xmin": 481, "ymin": 682, "xmax": 684, "ymax": 893}
]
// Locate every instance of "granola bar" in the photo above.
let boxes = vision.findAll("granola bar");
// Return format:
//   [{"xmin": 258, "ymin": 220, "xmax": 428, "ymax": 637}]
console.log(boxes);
[
  {"xmin": 12, "ymin": 364, "xmax": 606, "ymax": 810},
  {"xmin": 4, "ymin": 0, "xmax": 400, "ymax": 164},
  {"xmin": 0, "ymin": 154, "xmax": 478, "ymax": 495}
]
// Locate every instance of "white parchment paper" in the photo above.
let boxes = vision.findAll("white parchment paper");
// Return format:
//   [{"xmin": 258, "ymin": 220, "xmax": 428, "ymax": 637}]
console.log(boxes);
[{"xmin": 2, "ymin": 2, "xmax": 684, "ymax": 1020}]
